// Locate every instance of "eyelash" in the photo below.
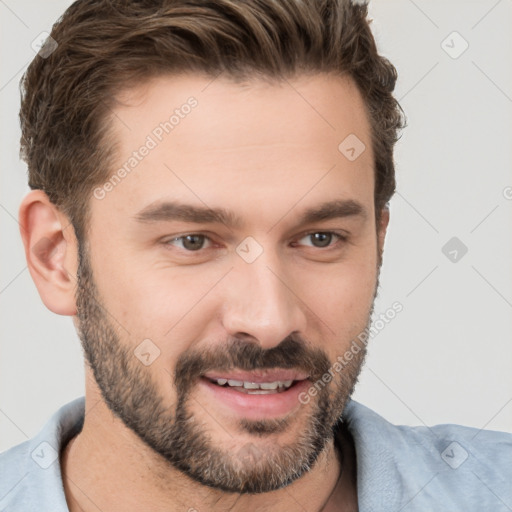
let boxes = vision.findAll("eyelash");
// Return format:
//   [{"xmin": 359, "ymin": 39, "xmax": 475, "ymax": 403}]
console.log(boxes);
[{"xmin": 164, "ymin": 231, "xmax": 348, "ymax": 252}]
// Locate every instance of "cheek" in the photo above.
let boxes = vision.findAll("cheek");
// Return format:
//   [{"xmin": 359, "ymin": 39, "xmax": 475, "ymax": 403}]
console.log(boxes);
[
  {"xmin": 92, "ymin": 258, "xmax": 223, "ymax": 358},
  {"xmin": 296, "ymin": 251, "xmax": 378, "ymax": 350}
]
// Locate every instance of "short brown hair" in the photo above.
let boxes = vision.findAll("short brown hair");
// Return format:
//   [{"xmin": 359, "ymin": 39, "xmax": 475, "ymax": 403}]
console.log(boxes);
[{"xmin": 20, "ymin": 0, "xmax": 405, "ymax": 242}]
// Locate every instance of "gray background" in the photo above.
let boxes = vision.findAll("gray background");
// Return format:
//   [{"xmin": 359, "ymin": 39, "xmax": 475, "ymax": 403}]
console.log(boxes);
[{"xmin": 1, "ymin": 0, "xmax": 511, "ymax": 452}]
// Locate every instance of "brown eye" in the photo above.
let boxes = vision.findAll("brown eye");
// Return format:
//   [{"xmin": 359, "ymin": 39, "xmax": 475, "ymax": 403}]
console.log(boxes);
[
  {"xmin": 168, "ymin": 234, "xmax": 210, "ymax": 251},
  {"xmin": 297, "ymin": 231, "xmax": 344, "ymax": 249},
  {"xmin": 309, "ymin": 232, "xmax": 333, "ymax": 248}
]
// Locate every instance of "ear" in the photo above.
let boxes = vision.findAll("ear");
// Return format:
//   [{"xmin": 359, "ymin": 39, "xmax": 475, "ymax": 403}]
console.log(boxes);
[
  {"xmin": 377, "ymin": 206, "xmax": 390, "ymax": 265},
  {"xmin": 19, "ymin": 190, "xmax": 79, "ymax": 315}
]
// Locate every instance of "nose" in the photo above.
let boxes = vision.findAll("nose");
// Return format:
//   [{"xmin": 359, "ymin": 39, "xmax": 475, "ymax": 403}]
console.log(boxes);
[{"xmin": 220, "ymin": 250, "xmax": 308, "ymax": 350}]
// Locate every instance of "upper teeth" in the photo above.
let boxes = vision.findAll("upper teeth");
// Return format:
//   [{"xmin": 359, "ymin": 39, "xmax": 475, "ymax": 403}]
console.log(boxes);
[{"xmin": 214, "ymin": 378, "xmax": 294, "ymax": 390}]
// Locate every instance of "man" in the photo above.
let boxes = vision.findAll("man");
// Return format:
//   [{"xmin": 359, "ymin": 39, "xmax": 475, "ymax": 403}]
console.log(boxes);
[{"xmin": 1, "ymin": 0, "xmax": 511, "ymax": 510}]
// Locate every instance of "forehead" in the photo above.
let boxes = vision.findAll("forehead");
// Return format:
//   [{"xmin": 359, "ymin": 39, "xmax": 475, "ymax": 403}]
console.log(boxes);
[{"xmin": 92, "ymin": 73, "xmax": 375, "ymax": 230}]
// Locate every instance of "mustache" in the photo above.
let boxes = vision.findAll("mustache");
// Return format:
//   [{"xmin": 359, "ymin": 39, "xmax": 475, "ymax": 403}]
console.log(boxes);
[{"xmin": 174, "ymin": 336, "xmax": 331, "ymax": 395}]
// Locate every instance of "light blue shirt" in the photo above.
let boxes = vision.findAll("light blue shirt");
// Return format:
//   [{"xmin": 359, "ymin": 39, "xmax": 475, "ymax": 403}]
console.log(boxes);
[{"xmin": 1, "ymin": 397, "xmax": 511, "ymax": 510}]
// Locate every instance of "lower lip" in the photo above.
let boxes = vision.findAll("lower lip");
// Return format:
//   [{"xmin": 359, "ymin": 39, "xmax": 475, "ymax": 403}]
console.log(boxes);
[{"xmin": 199, "ymin": 378, "xmax": 311, "ymax": 420}]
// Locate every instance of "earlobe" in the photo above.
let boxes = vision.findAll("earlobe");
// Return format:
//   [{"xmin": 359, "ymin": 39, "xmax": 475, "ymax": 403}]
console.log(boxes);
[{"xmin": 19, "ymin": 190, "xmax": 79, "ymax": 316}]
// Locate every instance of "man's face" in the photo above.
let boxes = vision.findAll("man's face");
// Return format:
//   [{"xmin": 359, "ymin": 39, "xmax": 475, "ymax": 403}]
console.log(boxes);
[{"xmin": 75, "ymin": 73, "xmax": 384, "ymax": 493}]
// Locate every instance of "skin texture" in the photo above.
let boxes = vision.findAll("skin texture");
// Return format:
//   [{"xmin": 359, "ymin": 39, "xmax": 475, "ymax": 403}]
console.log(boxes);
[{"xmin": 19, "ymin": 73, "xmax": 389, "ymax": 511}]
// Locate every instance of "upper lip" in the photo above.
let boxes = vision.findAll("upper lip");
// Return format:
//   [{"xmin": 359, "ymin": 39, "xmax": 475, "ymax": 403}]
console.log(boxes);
[{"xmin": 202, "ymin": 369, "xmax": 309, "ymax": 383}]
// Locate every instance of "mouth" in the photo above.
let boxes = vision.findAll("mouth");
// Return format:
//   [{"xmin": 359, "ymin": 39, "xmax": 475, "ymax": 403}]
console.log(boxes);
[
  {"xmin": 205, "ymin": 377, "xmax": 297, "ymax": 394},
  {"xmin": 198, "ymin": 369, "xmax": 311, "ymax": 419}
]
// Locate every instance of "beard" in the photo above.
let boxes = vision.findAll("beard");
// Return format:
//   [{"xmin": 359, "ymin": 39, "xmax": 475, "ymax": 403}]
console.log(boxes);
[{"xmin": 75, "ymin": 244, "xmax": 377, "ymax": 494}]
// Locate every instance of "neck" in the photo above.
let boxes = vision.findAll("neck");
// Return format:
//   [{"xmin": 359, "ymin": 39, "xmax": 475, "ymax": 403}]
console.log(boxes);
[{"xmin": 61, "ymin": 388, "xmax": 357, "ymax": 512}]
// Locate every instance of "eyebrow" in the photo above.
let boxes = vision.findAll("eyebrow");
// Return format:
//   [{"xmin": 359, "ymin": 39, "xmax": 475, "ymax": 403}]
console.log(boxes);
[{"xmin": 133, "ymin": 198, "xmax": 367, "ymax": 229}]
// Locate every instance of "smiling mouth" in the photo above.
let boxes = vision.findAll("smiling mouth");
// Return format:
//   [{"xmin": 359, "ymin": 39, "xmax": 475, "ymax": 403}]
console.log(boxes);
[
  {"xmin": 204, "ymin": 377, "xmax": 300, "ymax": 394},
  {"xmin": 199, "ymin": 370, "xmax": 311, "ymax": 419},
  {"xmin": 201, "ymin": 368, "xmax": 310, "ymax": 395}
]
